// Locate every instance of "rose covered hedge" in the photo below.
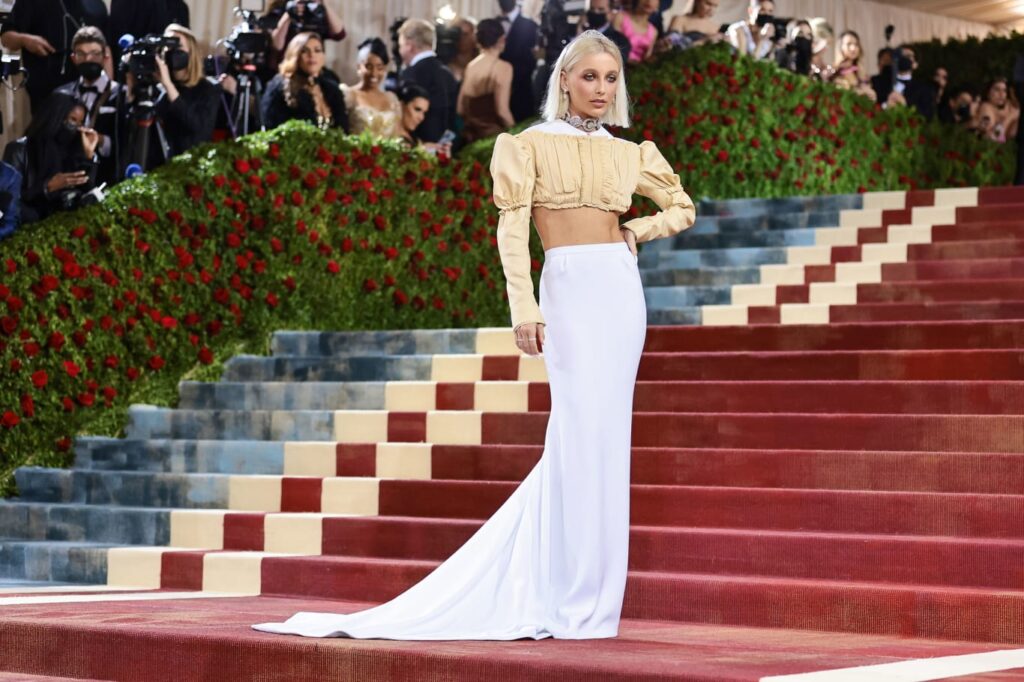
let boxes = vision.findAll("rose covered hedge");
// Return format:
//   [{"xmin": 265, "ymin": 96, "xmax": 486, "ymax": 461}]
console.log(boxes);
[{"xmin": 0, "ymin": 44, "xmax": 1015, "ymax": 494}]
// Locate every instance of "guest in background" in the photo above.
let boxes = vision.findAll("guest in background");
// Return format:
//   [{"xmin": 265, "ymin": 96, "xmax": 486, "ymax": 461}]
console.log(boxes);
[
  {"xmin": 110, "ymin": 0, "xmax": 189, "ymax": 58},
  {"xmin": 458, "ymin": 19, "xmax": 514, "ymax": 143},
  {"xmin": 727, "ymin": 0, "xmax": 776, "ymax": 61},
  {"xmin": 938, "ymin": 85, "xmax": 978, "ymax": 128},
  {"xmin": 398, "ymin": 19, "xmax": 458, "ymax": 143},
  {"xmin": 580, "ymin": 0, "xmax": 631, "ymax": 67},
  {"xmin": 809, "ymin": 17, "xmax": 833, "ymax": 80},
  {"xmin": 0, "ymin": 161, "xmax": 22, "ymax": 239},
  {"xmin": 612, "ymin": 0, "xmax": 658, "ymax": 64},
  {"xmin": 54, "ymin": 26, "xmax": 121, "ymax": 183},
  {"xmin": 933, "ymin": 66, "xmax": 949, "ymax": 107},
  {"xmin": 444, "ymin": 16, "xmax": 479, "ymax": 82},
  {"xmin": 830, "ymin": 30, "xmax": 874, "ymax": 101},
  {"xmin": 875, "ymin": 45, "xmax": 935, "ymax": 120},
  {"xmin": 975, "ymin": 78, "xmax": 1019, "ymax": 143},
  {"xmin": 124, "ymin": 24, "xmax": 220, "ymax": 170},
  {"xmin": 497, "ymin": 0, "xmax": 539, "ymax": 122},
  {"xmin": 666, "ymin": 0, "xmax": 724, "ymax": 48},
  {"xmin": 341, "ymin": 37, "xmax": 402, "ymax": 138},
  {"xmin": 0, "ymin": 0, "xmax": 90, "ymax": 114},
  {"xmin": 397, "ymin": 83, "xmax": 452, "ymax": 156},
  {"xmin": 2, "ymin": 93, "xmax": 98, "ymax": 224},
  {"xmin": 870, "ymin": 47, "xmax": 894, "ymax": 101},
  {"xmin": 262, "ymin": 32, "xmax": 349, "ymax": 132}
]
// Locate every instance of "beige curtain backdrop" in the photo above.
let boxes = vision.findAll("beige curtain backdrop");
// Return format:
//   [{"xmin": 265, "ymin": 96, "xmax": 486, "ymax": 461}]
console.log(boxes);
[{"xmin": 0, "ymin": 0, "xmax": 995, "ymax": 152}]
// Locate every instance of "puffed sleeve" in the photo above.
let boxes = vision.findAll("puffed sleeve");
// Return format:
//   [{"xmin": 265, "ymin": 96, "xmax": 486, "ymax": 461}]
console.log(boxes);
[
  {"xmin": 490, "ymin": 133, "xmax": 544, "ymax": 331},
  {"xmin": 621, "ymin": 140, "xmax": 696, "ymax": 243}
]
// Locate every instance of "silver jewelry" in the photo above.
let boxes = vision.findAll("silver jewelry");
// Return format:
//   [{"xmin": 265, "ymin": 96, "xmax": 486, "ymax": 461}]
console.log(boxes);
[{"xmin": 560, "ymin": 110, "xmax": 602, "ymax": 133}]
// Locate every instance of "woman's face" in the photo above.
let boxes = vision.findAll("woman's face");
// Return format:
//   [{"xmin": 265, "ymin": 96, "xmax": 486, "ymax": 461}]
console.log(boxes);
[
  {"xmin": 300, "ymin": 37, "xmax": 325, "ymax": 77},
  {"xmin": 988, "ymin": 80, "xmax": 1008, "ymax": 107},
  {"xmin": 65, "ymin": 106, "xmax": 85, "ymax": 128},
  {"xmin": 561, "ymin": 51, "xmax": 618, "ymax": 121},
  {"xmin": 638, "ymin": 0, "xmax": 658, "ymax": 13},
  {"xmin": 358, "ymin": 52, "xmax": 386, "ymax": 89},
  {"xmin": 934, "ymin": 67, "xmax": 948, "ymax": 89},
  {"xmin": 402, "ymin": 96, "xmax": 429, "ymax": 132},
  {"xmin": 840, "ymin": 34, "xmax": 860, "ymax": 61},
  {"xmin": 695, "ymin": 0, "xmax": 718, "ymax": 18}
]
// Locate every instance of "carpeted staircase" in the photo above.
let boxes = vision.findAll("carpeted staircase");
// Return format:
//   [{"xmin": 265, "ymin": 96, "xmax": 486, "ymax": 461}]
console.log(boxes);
[{"xmin": 1, "ymin": 186, "xmax": 1023, "ymax": 681}]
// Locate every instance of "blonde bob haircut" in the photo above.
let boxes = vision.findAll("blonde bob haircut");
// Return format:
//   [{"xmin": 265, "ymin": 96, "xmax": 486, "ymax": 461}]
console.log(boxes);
[
  {"xmin": 541, "ymin": 30, "xmax": 630, "ymax": 127},
  {"xmin": 164, "ymin": 24, "xmax": 204, "ymax": 88}
]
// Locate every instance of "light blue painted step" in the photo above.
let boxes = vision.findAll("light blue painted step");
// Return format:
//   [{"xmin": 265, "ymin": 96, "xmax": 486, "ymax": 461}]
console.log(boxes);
[
  {"xmin": 0, "ymin": 500, "xmax": 170, "ymax": 545},
  {"xmin": 14, "ymin": 468, "xmax": 230, "ymax": 510},
  {"xmin": 126, "ymin": 406, "xmax": 335, "ymax": 441},
  {"xmin": 179, "ymin": 380, "xmax": 386, "ymax": 410},
  {"xmin": 646, "ymin": 246, "xmax": 788, "ymax": 270},
  {"xmin": 270, "ymin": 329, "xmax": 477, "ymax": 358},
  {"xmin": 640, "ymin": 265, "xmax": 762, "ymax": 287},
  {"xmin": 74, "ymin": 437, "xmax": 285, "ymax": 474},
  {"xmin": 0, "ymin": 539, "xmax": 118, "ymax": 583},
  {"xmin": 697, "ymin": 193, "xmax": 861, "ymax": 217},
  {"xmin": 222, "ymin": 354, "xmax": 434, "ymax": 382},
  {"xmin": 644, "ymin": 285, "xmax": 733, "ymax": 308}
]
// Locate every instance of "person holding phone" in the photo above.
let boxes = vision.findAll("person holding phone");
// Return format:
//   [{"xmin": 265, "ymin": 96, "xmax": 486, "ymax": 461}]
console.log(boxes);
[{"xmin": 396, "ymin": 83, "xmax": 452, "ymax": 156}]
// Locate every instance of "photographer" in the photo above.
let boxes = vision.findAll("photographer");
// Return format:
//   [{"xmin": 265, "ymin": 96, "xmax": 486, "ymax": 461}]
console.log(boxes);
[
  {"xmin": 110, "ymin": 0, "xmax": 189, "ymax": 57},
  {"xmin": 123, "ymin": 24, "xmax": 220, "ymax": 170},
  {"xmin": 2, "ymin": 92, "xmax": 99, "ymax": 224},
  {"xmin": 727, "ymin": 0, "xmax": 776, "ymax": 60},
  {"xmin": 265, "ymin": 0, "xmax": 345, "ymax": 53},
  {"xmin": 261, "ymin": 32, "xmax": 348, "ymax": 132},
  {"xmin": 873, "ymin": 45, "xmax": 935, "ymax": 120},
  {"xmin": 775, "ymin": 19, "xmax": 812, "ymax": 76},
  {"xmin": 0, "ymin": 0, "xmax": 91, "ymax": 114},
  {"xmin": 54, "ymin": 26, "xmax": 120, "ymax": 184}
]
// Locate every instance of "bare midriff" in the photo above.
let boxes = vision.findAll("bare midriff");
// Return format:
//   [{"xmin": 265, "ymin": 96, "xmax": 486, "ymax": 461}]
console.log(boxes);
[{"xmin": 532, "ymin": 206, "xmax": 624, "ymax": 251}]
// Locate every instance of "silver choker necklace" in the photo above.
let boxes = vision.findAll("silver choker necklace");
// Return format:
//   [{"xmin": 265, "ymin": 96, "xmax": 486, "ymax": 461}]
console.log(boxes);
[{"xmin": 561, "ymin": 111, "xmax": 602, "ymax": 133}]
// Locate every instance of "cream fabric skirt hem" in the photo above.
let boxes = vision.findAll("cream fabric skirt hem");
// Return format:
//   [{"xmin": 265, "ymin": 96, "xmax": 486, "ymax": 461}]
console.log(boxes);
[{"xmin": 252, "ymin": 240, "xmax": 647, "ymax": 640}]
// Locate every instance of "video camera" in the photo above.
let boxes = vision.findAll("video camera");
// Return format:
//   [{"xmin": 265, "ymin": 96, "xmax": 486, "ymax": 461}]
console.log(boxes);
[
  {"xmin": 286, "ymin": 0, "xmax": 328, "ymax": 36},
  {"xmin": 124, "ymin": 34, "xmax": 187, "ymax": 84},
  {"xmin": 206, "ymin": 6, "xmax": 270, "ymax": 77},
  {"xmin": 540, "ymin": 0, "xmax": 586, "ymax": 65}
]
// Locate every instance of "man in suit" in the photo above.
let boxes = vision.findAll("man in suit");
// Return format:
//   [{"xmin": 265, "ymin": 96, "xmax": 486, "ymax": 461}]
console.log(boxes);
[
  {"xmin": 873, "ymin": 45, "xmax": 935, "ymax": 121},
  {"xmin": 497, "ymin": 0, "xmax": 538, "ymax": 123},
  {"xmin": 53, "ymin": 26, "xmax": 120, "ymax": 185},
  {"xmin": 110, "ymin": 0, "xmax": 189, "ymax": 60},
  {"xmin": 398, "ymin": 19, "xmax": 458, "ymax": 144}
]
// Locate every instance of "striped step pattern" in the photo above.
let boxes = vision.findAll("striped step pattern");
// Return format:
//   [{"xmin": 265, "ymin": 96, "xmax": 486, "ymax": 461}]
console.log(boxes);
[{"xmin": 2, "ymin": 185, "xmax": 1024, "ymax": 674}]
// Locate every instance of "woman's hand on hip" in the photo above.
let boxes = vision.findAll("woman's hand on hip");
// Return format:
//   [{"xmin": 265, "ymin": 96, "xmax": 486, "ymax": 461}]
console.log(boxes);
[
  {"xmin": 620, "ymin": 226, "xmax": 638, "ymax": 258},
  {"xmin": 514, "ymin": 322, "xmax": 545, "ymax": 356}
]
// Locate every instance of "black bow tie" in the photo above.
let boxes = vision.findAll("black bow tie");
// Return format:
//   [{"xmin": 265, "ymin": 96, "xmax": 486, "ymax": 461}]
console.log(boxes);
[{"xmin": 80, "ymin": 86, "xmax": 99, "ymax": 94}]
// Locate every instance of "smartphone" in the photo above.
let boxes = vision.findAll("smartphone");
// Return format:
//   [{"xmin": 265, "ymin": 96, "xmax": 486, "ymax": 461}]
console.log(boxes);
[{"xmin": 437, "ymin": 129, "xmax": 456, "ymax": 147}]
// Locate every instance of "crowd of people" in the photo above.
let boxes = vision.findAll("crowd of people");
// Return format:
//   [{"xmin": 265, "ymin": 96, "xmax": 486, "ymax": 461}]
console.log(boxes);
[{"xmin": 0, "ymin": 0, "xmax": 1019, "ymax": 237}]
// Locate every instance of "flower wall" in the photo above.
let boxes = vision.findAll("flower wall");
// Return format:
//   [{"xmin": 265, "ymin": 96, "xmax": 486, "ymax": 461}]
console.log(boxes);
[{"xmin": 0, "ymin": 45, "xmax": 1015, "ymax": 493}]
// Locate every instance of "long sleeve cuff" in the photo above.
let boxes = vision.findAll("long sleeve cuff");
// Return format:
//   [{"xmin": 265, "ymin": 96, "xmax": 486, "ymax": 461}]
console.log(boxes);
[{"xmin": 496, "ymin": 205, "xmax": 544, "ymax": 331}]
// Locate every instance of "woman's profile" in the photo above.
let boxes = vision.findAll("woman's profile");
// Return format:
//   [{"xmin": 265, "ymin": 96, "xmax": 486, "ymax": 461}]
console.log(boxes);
[{"xmin": 253, "ymin": 29, "xmax": 696, "ymax": 641}]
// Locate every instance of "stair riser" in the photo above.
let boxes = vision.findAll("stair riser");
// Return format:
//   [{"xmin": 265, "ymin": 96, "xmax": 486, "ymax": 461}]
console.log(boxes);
[{"xmin": 0, "ymin": 504, "xmax": 169, "ymax": 545}]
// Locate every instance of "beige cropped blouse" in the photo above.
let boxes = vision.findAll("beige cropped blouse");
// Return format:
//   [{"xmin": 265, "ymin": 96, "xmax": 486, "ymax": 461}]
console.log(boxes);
[{"xmin": 489, "ymin": 119, "xmax": 696, "ymax": 330}]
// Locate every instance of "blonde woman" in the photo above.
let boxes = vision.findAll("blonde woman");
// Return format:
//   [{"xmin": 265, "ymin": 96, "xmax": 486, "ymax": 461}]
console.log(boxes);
[
  {"xmin": 830, "ymin": 30, "xmax": 875, "ymax": 101},
  {"xmin": 260, "ymin": 32, "xmax": 349, "ymax": 131},
  {"xmin": 253, "ymin": 30, "xmax": 695, "ymax": 641},
  {"xmin": 124, "ymin": 23, "xmax": 219, "ymax": 161}
]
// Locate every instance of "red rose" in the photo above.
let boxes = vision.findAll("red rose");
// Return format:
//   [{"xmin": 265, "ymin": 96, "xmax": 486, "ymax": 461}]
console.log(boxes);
[
  {"xmin": 198, "ymin": 347, "xmax": 214, "ymax": 364},
  {"xmin": 326, "ymin": 260, "xmax": 340, "ymax": 274},
  {"xmin": 2, "ymin": 410, "xmax": 20, "ymax": 428},
  {"xmin": 291, "ymin": 191, "xmax": 304, "ymax": 206},
  {"xmin": 31, "ymin": 370, "xmax": 48, "ymax": 388},
  {"xmin": 374, "ymin": 215, "xmax": 387, "ymax": 231},
  {"xmin": 392, "ymin": 289, "xmax": 408, "ymax": 306},
  {"xmin": 148, "ymin": 355, "xmax": 165, "ymax": 371},
  {"xmin": 384, "ymin": 247, "xmax": 398, "ymax": 261},
  {"xmin": 62, "ymin": 397, "xmax": 75, "ymax": 412},
  {"xmin": 265, "ymin": 292, "xmax": 279, "ymax": 307},
  {"xmin": 78, "ymin": 392, "xmax": 95, "ymax": 407},
  {"xmin": 717, "ymin": 150, "xmax": 729, "ymax": 162},
  {"xmin": 234, "ymin": 158, "xmax": 251, "ymax": 174},
  {"xmin": 363, "ymin": 278, "xmax": 378, "ymax": 292},
  {"xmin": 21, "ymin": 394, "xmax": 34, "ymax": 418},
  {"xmin": 268, "ymin": 142, "xmax": 280, "ymax": 159},
  {"xmin": 63, "ymin": 361, "xmax": 81, "ymax": 378},
  {"xmin": 126, "ymin": 367, "xmax": 140, "ymax": 381}
]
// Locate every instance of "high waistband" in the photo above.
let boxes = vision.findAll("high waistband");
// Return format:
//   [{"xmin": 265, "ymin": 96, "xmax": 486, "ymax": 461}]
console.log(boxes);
[{"xmin": 544, "ymin": 241, "xmax": 631, "ymax": 257}]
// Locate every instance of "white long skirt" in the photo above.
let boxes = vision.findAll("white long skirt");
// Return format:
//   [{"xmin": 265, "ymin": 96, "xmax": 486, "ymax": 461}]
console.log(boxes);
[{"xmin": 252, "ymin": 241, "xmax": 647, "ymax": 640}]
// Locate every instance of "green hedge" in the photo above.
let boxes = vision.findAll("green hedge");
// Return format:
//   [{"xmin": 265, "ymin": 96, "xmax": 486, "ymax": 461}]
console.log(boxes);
[
  {"xmin": 910, "ymin": 31, "xmax": 1024, "ymax": 91},
  {"xmin": 0, "ymin": 44, "xmax": 1015, "ymax": 494}
]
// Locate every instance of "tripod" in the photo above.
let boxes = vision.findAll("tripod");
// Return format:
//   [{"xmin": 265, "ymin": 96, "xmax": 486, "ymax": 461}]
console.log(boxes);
[
  {"xmin": 119, "ymin": 84, "xmax": 172, "ymax": 177},
  {"xmin": 229, "ymin": 63, "xmax": 265, "ymax": 138}
]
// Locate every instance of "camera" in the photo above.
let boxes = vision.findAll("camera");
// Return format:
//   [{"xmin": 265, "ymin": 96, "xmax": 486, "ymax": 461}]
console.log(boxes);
[
  {"xmin": 540, "ymin": 0, "xmax": 586, "ymax": 65},
  {"xmin": 208, "ymin": 6, "xmax": 270, "ymax": 76},
  {"xmin": 755, "ymin": 13, "xmax": 791, "ymax": 42},
  {"xmin": 286, "ymin": 0, "xmax": 328, "ymax": 36},
  {"xmin": 125, "ymin": 34, "xmax": 187, "ymax": 84}
]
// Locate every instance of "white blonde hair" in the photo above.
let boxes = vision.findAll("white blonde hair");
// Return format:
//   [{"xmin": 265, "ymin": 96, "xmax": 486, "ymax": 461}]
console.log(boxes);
[
  {"xmin": 399, "ymin": 19, "xmax": 435, "ymax": 51},
  {"xmin": 540, "ymin": 30, "xmax": 630, "ymax": 127}
]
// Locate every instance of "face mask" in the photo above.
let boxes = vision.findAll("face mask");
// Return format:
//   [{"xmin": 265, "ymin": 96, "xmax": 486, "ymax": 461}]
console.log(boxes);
[
  {"xmin": 57, "ymin": 122, "xmax": 79, "ymax": 146},
  {"xmin": 586, "ymin": 10, "xmax": 608, "ymax": 28},
  {"xmin": 76, "ymin": 61, "xmax": 103, "ymax": 81},
  {"xmin": 896, "ymin": 55, "xmax": 914, "ymax": 73},
  {"xmin": 166, "ymin": 49, "xmax": 189, "ymax": 73},
  {"xmin": 955, "ymin": 104, "xmax": 971, "ymax": 121}
]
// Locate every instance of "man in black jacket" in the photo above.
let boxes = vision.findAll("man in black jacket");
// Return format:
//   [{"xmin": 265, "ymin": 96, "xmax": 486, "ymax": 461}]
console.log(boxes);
[
  {"xmin": 0, "ymin": 0, "xmax": 91, "ymax": 114},
  {"xmin": 398, "ymin": 19, "xmax": 458, "ymax": 144},
  {"xmin": 53, "ymin": 26, "xmax": 120, "ymax": 184},
  {"xmin": 497, "ymin": 0, "xmax": 538, "ymax": 123},
  {"xmin": 110, "ymin": 0, "xmax": 189, "ymax": 44},
  {"xmin": 873, "ymin": 45, "xmax": 935, "ymax": 121}
]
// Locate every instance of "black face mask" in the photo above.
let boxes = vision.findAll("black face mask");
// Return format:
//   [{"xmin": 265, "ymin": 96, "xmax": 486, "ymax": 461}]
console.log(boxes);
[
  {"xmin": 76, "ymin": 61, "xmax": 103, "ymax": 82},
  {"xmin": 56, "ymin": 122, "xmax": 79, "ymax": 146},
  {"xmin": 166, "ymin": 49, "xmax": 189, "ymax": 73},
  {"xmin": 955, "ymin": 104, "xmax": 971, "ymax": 121},
  {"xmin": 586, "ymin": 10, "xmax": 608, "ymax": 28},
  {"xmin": 896, "ymin": 55, "xmax": 914, "ymax": 73}
]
